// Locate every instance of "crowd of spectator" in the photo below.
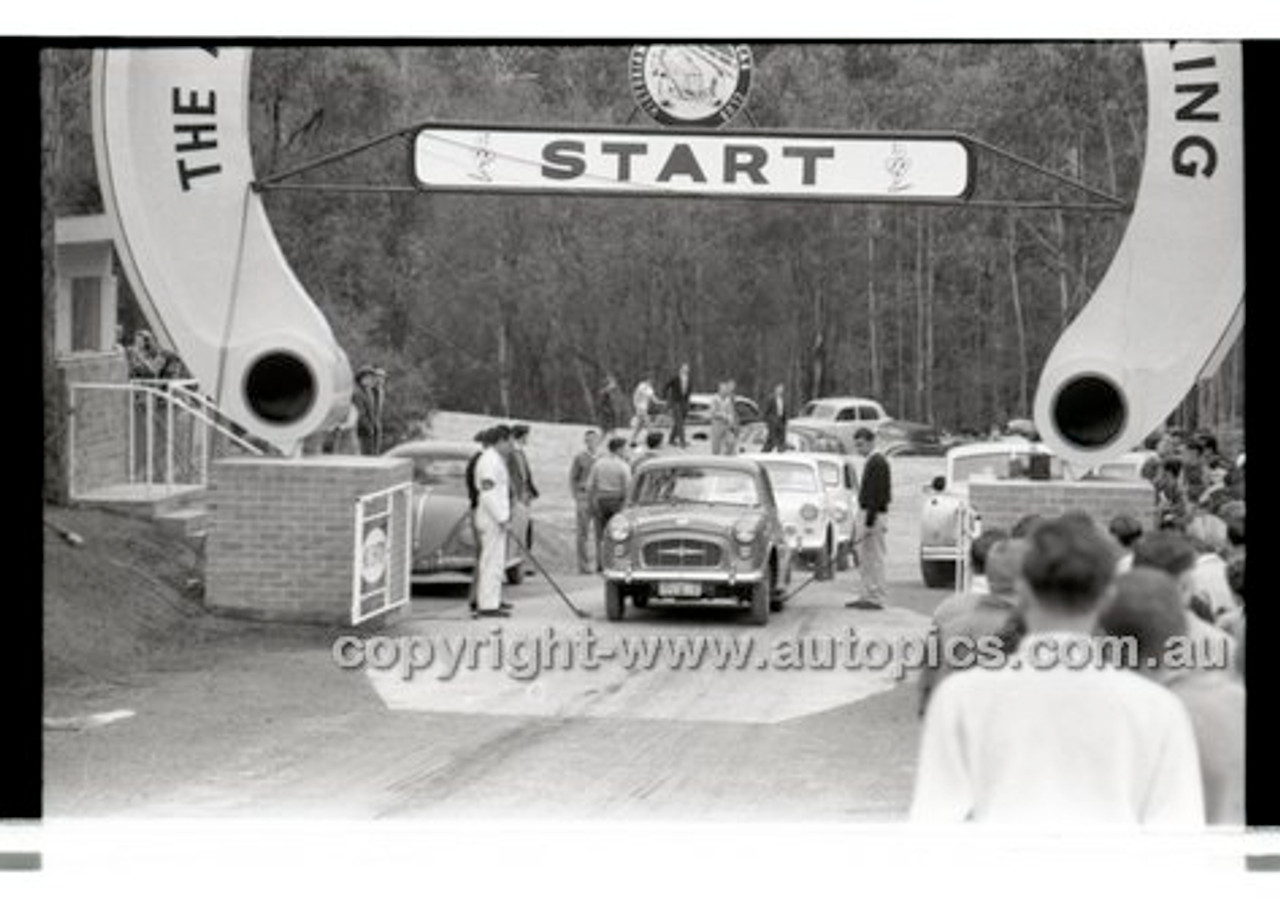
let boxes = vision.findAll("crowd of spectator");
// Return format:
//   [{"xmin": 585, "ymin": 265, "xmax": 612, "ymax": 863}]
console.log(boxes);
[{"xmin": 913, "ymin": 426, "xmax": 1245, "ymax": 827}]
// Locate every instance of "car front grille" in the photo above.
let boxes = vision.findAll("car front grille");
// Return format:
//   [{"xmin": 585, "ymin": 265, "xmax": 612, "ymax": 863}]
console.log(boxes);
[{"xmin": 641, "ymin": 538, "xmax": 723, "ymax": 569}]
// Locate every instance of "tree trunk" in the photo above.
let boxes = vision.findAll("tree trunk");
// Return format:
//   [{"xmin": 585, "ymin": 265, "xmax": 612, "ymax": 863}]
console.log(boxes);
[
  {"xmin": 893, "ymin": 209, "xmax": 905, "ymax": 418},
  {"xmin": 42, "ymin": 50, "xmax": 67, "ymax": 504},
  {"xmin": 913, "ymin": 210, "xmax": 925, "ymax": 422},
  {"xmin": 496, "ymin": 315, "xmax": 511, "ymax": 418},
  {"xmin": 866, "ymin": 209, "xmax": 881, "ymax": 398},
  {"xmin": 924, "ymin": 212, "xmax": 936, "ymax": 424},
  {"xmin": 1006, "ymin": 213, "xmax": 1030, "ymax": 417}
]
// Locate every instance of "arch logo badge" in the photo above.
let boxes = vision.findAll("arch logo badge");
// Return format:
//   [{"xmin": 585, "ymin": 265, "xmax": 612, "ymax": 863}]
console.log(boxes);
[{"xmin": 630, "ymin": 45, "xmax": 753, "ymax": 127}]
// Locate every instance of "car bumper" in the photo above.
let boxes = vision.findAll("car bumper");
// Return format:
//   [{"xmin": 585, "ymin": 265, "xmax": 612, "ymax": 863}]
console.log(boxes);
[
  {"xmin": 601, "ymin": 567, "xmax": 767, "ymax": 585},
  {"xmin": 920, "ymin": 544, "xmax": 960, "ymax": 562}
]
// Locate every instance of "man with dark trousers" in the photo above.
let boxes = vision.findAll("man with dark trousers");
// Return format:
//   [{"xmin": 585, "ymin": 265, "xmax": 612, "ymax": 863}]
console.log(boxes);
[
  {"xmin": 761, "ymin": 382, "xmax": 789, "ymax": 452},
  {"xmin": 664, "ymin": 362, "xmax": 693, "ymax": 449},
  {"xmin": 848, "ymin": 427, "xmax": 891, "ymax": 610}
]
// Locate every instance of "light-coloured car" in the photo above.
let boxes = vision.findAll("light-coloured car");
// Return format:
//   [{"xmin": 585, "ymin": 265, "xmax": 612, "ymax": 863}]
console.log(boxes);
[
  {"xmin": 918, "ymin": 439, "xmax": 1067, "ymax": 588},
  {"xmin": 740, "ymin": 453, "xmax": 837, "ymax": 580},
  {"xmin": 803, "ymin": 451, "xmax": 862, "ymax": 571},
  {"xmin": 789, "ymin": 396, "xmax": 891, "ymax": 449},
  {"xmin": 600, "ymin": 455, "xmax": 794, "ymax": 625},
  {"xmin": 384, "ymin": 440, "xmax": 531, "ymax": 585}
]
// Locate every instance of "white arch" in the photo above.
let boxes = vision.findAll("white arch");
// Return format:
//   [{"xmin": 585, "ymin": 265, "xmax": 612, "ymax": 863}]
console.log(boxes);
[
  {"xmin": 92, "ymin": 48, "xmax": 352, "ymax": 454},
  {"xmin": 1033, "ymin": 42, "xmax": 1243, "ymax": 466}
]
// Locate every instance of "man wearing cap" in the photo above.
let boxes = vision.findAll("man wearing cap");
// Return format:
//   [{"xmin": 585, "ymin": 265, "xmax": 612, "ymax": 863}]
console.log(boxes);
[
  {"xmin": 473, "ymin": 425, "xmax": 514, "ymax": 618},
  {"xmin": 353, "ymin": 365, "xmax": 387, "ymax": 456}
]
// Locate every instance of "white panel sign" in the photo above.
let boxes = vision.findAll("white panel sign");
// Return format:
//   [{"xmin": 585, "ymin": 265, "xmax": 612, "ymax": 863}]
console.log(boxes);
[{"xmin": 414, "ymin": 127, "xmax": 973, "ymax": 201}]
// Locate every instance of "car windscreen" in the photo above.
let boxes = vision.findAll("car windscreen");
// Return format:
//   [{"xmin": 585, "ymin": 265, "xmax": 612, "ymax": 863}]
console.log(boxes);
[
  {"xmin": 632, "ymin": 466, "xmax": 761, "ymax": 507},
  {"xmin": 800, "ymin": 402, "xmax": 838, "ymax": 419},
  {"xmin": 757, "ymin": 461, "xmax": 820, "ymax": 493},
  {"xmin": 398, "ymin": 453, "xmax": 471, "ymax": 486},
  {"xmin": 950, "ymin": 452, "xmax": 1065, "ymax": 483},
  {"xmin": 817, "ymin": 461, "xmax": 841, "ymax": 487}
]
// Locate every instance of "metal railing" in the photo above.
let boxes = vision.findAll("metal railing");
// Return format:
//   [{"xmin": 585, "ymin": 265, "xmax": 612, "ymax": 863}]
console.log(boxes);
[{"xmin": 67, "ymin": 379, "xmax": 272, "ymax": 500}]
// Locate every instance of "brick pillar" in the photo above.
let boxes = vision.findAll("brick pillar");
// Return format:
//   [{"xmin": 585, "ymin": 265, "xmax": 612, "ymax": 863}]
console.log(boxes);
[
  {"xmin": 968, "ymin": 478, "xmax": 1157, "ymax": 535},
  {"xmin": 205, "ymin": 456, "xmax": 413, "ymax": 625},
  {"xmin": 58, "ymin": 351, "xmax": 130, "ymax": 498}
]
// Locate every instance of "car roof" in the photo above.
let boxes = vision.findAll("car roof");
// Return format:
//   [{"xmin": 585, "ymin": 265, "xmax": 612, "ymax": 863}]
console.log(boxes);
[
  {"xmin": 634, "ymin": 454, "xmax": 764, "ymax": 474},
  {"xmin": 384, "ymin": 439, "xmax": 479, "ymax": 457},
  {"xmin": 946, "ymin": 439, "xmax": 1045, "ymax": 459},
  {"xmin": 739, "ymin": 452, "xmax": 822, "ymax": 471},
  {"xmin": 801, "ymin": 396, "xmax": 884, "ymax": 406}
]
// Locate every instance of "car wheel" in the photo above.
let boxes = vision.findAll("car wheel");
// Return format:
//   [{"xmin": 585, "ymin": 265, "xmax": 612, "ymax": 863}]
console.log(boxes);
[
  {"xmin": 769, "ymin": 559, "xmax": 786, "ymax": 610},
  {"xmin": 835, "ymin": 539, "xmax": 852, "ymax": 572},
  {"xmin": 605, "ymin": 580, "xmax": 625, "ymax": 621},
  {"xmin": 920, "ymin": 559, "xmax": 956, "ymax": 589},
  {"xmin": 505, "ymin": 561, "xmax": 524, "ymax": 585},
  {"xmin": 748, "ymin": 579, "xmax": 770, "ymax": 626},
  {"xmin": 815, "ymin": 534, "xmax": 834, "ymax": 581}
]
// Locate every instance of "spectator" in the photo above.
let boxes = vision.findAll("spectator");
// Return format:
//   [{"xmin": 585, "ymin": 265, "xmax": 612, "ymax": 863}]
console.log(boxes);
[
  {"xmin": 352, "ymin": 365, "xmax": 387, "ymax": 455},
  {"xmin": 1216, "ymin": 555, "xmax": 1245, "ymax": 642},
  {"xmin": 1011, "ymin": 513, "xmax": 1046, "ymax": 539},
  {"xmin": 126, "ymin": 329, "xmax": 165, "ymax": 379},
  {"xmin": 918, "ymin": 537, "xmax": 1026, "ymax": 716},
  {"xmin": 663, "ymin": 362, "xmax": 693, "ymax": 449},
  {"xmin": 709, "ymin": 381, "xmax": 737, "ymax": 456},
  {"xmin": 569, "ymin": 429, "xmax": 601, "ymax": 574},
  {"xmin": 506, "ymin": 423, "xmax": 539, "ymax": 506},
  {"xmin": 1218, "ymin": 499, "xmax": 1244, "ymax": 562},
  {"xmin": 1184, "ymin": 513, "xmax": 1236, "ymax": 620},
  {"xmin": 847, "ymin": 427, "xmax": 891, "ymax": 610},
  {"xmin": 1109, "ymin": 513, "xmax": 1145, "ymax": 574},
  {"xmin": 958, "ymin": 529, "xmax": 1009, "ymax": 598},
  {"xmin": 586, "ymin": 437, "xmax": 633, "ymax": 572},
  {"xmin": 1132, "ymin": 531, "xmax": 1238, "ymax": 674},
  {"xmin": 760, "ymin": 382, "xmax": 789, "ymax": 452},
  {"xmin": 1154, "ymin": 456, "xmax": 1188, "ymax": 529},
  {"xmin": 598, "ymin": 374, "xmax": 627, "ymax": 438},
  {"xmin": 1099, "ymin": 569, "xmax": 1244, "ymax": 825},
  {"xmin": 631, "ymin": 430, "xmax": 664, "ymax": 471},
  {"xmin": 630, "ymin": 377, "xmax": 659, "ymax": 447},
  {"xmin": 911, "ymin": 515, "xmax": 1204, "ymax": 825}
]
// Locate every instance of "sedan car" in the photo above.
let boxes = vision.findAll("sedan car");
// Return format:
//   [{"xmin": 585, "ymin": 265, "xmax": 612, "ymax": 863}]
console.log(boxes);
[
  {"xmin": 600, "ymin": 455, "xmax": 793, "ymax": 624},
  {"xmin": 918, "ymin": 439, "xmax": 1066, "ymax": 588},
  {"xmin": 384, "ymin": 440, "xmax": 531, "ymax": 585},
  {"xmin": 878, "ymin": 419, "xmax": 948, "ymax": 457},
  {"xmin": 740, "ymin": 453, "xmax": 837, "ymax": 580},
  {"xmin": 735, "ymin": 421, "xmax": 847, "ymax": 454},
  {"xmin": 804, "ymin": 451, "xmax": 861, "ymax": 571},
  {"xmin": 788, "ymin": 396, "xmax": 891, "ymax": 448}
]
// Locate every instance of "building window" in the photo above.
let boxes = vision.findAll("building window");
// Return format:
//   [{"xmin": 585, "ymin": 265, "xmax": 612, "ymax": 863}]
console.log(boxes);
[{"xmin": 71, "ymin": 276, "xmax": 102, "ymax": 352}]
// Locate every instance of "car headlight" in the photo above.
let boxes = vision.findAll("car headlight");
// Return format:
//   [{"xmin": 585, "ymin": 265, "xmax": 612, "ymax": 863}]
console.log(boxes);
[
  {"xmin": 608, "ymin": 518, "xmax": 631, "ymax": 542},
  {"xmin": 800, "ymin": 503, "xmax": 819, "ymax": 521}
]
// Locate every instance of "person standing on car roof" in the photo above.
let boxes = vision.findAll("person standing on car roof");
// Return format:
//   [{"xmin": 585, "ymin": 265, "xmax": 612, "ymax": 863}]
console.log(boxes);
[
  {"xmin": 848, "ymin": 427, "xmax": 891, "ymax": 610},
  {"xmin": 761, "ymin": 382, "xmax": 789, "ymax": 452},
  {"xmin": 664, "ymin": 362, "xmax": 693, "ymax": 449}
]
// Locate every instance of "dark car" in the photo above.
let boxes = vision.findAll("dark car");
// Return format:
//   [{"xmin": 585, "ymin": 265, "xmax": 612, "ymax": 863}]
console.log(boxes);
[
  {"xmin": 599, "ymin": 455, "xmax": 795, "ymax": 625},
  {"xmin": 879, "ymin": 419, "xmax": 947, "ymax": 457},
  {"xmin": 384, "ymin": 440, "xmax": 531, "ymax": 585}
]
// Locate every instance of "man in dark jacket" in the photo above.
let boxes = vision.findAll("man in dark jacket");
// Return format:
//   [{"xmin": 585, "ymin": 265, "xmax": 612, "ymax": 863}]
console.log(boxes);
[
  {"xmin": 760, "ymin": 382, "xmax": 789, "ymax": 452},
  {"xmin": 848, "ymin": 427, "xmax": 891, "ymax": 609},
  {"xmin": 353, "ymin": 365, "xmax": 386, "ymax": 455},
  {"xmin": 663, "ymin": 362, "xmax": 693, "ymax": 448}
]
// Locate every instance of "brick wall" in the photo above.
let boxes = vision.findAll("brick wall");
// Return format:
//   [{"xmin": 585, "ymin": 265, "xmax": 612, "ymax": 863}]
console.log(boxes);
[
  {"xmin": 205, "ymin": 456, "xmax": 413, "ymax": 625},
  {"xmin": 968, "ymin": 478, "xmax": 1157, "ymax": 534},
  {"xmin": 59, "ymin": 351, "xmax": 130, "ymax": 496}
]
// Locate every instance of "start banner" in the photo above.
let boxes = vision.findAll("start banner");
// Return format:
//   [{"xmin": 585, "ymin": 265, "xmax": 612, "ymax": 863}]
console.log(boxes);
[{"xmin": 413, "ymin": 125, "xmax": 973, "ymax": 202}]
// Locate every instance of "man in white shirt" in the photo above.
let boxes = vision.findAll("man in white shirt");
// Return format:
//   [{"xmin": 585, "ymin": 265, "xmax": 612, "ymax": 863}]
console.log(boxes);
[
  {"xmin": 473, "ymin": 424, "xmax": 514, "ymax": 618},
  {"xmin": 911, "ymin": 515, "xmax": 1204, "ymax": 826}
]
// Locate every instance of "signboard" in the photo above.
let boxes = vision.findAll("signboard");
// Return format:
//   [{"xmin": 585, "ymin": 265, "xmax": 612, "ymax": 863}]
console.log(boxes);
[
  {"xmin": 351, "ymin": 483, "xmax": 412, "ymax": 626},
  {"xmin": 629, "ymin": 44, "xmax": 754, "ymax": 127},
  {"xmin": 413, "ymin": 126, "xmax": 973, "ymax": 202}
]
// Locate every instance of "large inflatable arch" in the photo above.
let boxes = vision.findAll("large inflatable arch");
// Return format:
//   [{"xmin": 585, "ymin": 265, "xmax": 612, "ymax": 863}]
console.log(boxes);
[
  {"xmin": 92, "ymin": 48, "xmax": 352, "ymax": 455},
  {"xmin": 92, "ymin": 44, "xmax": 1242, "ymax": 464}
]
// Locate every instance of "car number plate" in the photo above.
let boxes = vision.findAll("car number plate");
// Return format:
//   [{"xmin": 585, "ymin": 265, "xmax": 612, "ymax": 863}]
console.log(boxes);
[{"xmin": 659, "ymin": 581, "xmax": 702, "ymax": 598}]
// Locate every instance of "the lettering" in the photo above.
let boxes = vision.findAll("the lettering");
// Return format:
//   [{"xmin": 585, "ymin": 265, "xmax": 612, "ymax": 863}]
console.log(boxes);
[
  {"xmin": 655, "ymin": 143, "xmax": 707, "ymax": 183},
  {"xmin": 600, "ymin": 142, "xmax": 647, "ymax": 181},
  {"xmin": 783, "ymin": 146, "xmax": 836, "ymax": 185},
  {"xmin": 724, "ymin": 145, "xmax": 767, "ymax": 184},
  {"xmin": 1169, "ymin": 53, "xmax": 1221, "ymax": 180},
  {"xmin": 171, "ymin": 86, "xmax": 221, "ymax": 191},
  {"xmin": 541, "ymin": 140, "xmax": 587, "ymax": 180}
]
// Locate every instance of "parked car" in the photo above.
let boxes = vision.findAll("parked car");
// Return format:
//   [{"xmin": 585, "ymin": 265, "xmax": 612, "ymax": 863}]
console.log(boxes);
[
  {"xmin": 384, "ymin": 440, "xmax": 531, "ymax": 585},
  {"xmin": 599, "ymin": 455, "xmax": 794, "ymax": 624},
  {"xmin": 740, "ymin": 453, "xmax": 838, "ymax": 580},
  {"xmin": 1082, "ymin": 449, "xmax": 1159, "ymax": 482},
  {"xmin": 804, "ymin": 451, "xmax": 861, "ymax": 571},
  {"xmin": 651, "ymin": 393, "xmax": 761, "ymax": 451},
  {"xmin": 878, "ymin": 419, "xmax": 947, "ymax": 457},
  {"xmin": 736, "ymin": 421, "xmax": 848, "ymax": 455},
  {"xmin": 918, "ymin": 439, "xmax": 1068, "ymax": 588},
  {"xmin": 788, "ymin": 396, "xmax": 891, "ymax": 448}
]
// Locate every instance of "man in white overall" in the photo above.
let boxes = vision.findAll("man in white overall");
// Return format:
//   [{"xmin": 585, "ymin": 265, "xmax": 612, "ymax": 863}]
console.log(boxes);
[{"xmin": 474, "ymin": 424, "xmax": 514, "ymax": 618}]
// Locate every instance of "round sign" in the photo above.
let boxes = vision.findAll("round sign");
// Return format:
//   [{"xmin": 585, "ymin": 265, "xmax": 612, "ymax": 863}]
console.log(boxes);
[
  {"xmin": 629, "ymin": 44, "xmax": 753, "ymax": 127},
  {"xmin": 361, "ymin": 525, "xmax": 389, "ymax": 587}
]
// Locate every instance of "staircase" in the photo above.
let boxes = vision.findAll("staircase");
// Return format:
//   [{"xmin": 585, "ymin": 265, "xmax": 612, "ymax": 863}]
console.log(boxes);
[{"xmin": 66, "ymin": 379, "xmax": 277, "ymax": 540}]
